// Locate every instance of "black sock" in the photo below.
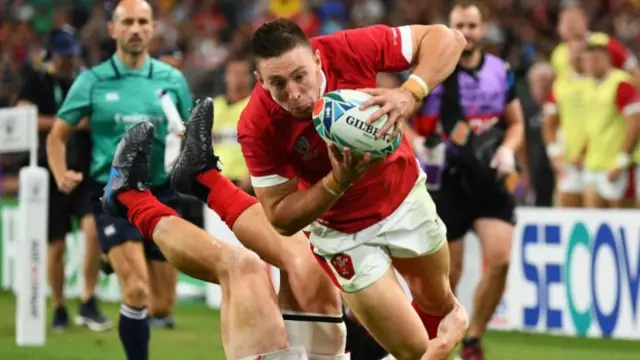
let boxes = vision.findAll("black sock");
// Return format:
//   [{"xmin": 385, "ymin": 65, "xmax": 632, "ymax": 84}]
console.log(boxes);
[{"xmin": 119, "ymin": 304, "xmax": 150, "ymax": 360}]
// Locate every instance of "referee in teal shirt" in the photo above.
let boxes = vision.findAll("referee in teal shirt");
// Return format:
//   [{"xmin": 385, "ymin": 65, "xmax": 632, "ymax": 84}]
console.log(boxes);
[{"xmin": 46, "ymin": 1, "xmax": 191, "ymax": 359}]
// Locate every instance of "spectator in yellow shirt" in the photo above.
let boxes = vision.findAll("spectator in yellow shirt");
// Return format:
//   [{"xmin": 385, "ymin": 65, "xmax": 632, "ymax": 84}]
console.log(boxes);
[
  {"xmin": 552, "ymin": 4, "xmax": 640, "ymax": 84},
  {"xmin": 212, "ymin": 53, "xmax": 253, "ymax": 192},
  {"xmin": 580, "ymin": 42, "xmax": 640, "ymax": 208}
]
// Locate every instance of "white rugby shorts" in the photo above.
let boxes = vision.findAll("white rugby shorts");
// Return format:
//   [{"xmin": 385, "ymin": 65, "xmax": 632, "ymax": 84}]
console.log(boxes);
[
  {"xmin": 557, "ymin": 163, "xmax": 584, "ymax": 194},
  {"xmin": 307, "ymin": 167, "xmax": 447, "ymax": 293},
  {"xmin": 583, "ymin": 169, "xmax": 630, "ymax": 201}
]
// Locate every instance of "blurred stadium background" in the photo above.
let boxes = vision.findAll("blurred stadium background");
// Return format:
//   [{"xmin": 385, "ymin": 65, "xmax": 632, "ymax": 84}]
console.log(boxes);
[{"xmin": 1, "ymin": 0, "xmax": 640, "ymax": 359}]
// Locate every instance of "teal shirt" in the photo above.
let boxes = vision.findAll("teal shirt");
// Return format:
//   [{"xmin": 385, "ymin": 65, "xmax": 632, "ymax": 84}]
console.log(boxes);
[{"xmin": 57, "ymin": 55, "xmax": 192, "ymax": 186}]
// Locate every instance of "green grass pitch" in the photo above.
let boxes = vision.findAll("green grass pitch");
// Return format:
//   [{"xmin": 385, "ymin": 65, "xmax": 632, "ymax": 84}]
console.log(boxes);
[{"xmin": 0, "ymin": 292, "xmax": 638, "ymax": 359}]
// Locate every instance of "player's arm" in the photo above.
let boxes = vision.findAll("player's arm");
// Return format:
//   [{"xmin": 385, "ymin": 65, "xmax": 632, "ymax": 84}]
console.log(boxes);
[
  {"xmin": 615, "ymin": 81, "xmax": 640, "ymax": 167},
  {"xmin": 254, "ymin": 178, "xmax": 343, "ymax": 236},
  {"xmin": 349, "ymin": 25, "xmax": 465, "ymax": 136},
  {"xmin": 403, "ymin": 25, "xmax": 466, "ymax": 97},
  {"xmin": 241, "ymin": 137, "xmax": 342, "ymax": 236},
  {"xmin": 502, "ymin": 68, "xmax": 526, "ymax": 164},
  {"xmin": 16, "ymin": 71, "xmax": 56, "ymax": 131},
  {"xmin": 47, "ymin": 71, "xmax": 95, "ymax": 186}
]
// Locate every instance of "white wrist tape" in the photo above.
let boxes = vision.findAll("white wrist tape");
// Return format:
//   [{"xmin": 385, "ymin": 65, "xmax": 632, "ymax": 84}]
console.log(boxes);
[{"xmin": 409, "ymin": 74, "xmax": 429, "ymax": 95}]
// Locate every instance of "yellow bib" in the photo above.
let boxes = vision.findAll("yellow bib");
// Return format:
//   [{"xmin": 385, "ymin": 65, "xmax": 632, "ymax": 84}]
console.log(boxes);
[
  {"xmin": 212, "ymin": 96, "xmax": 250, "ymax": 180},
  {"xmin": 553, "ymin": 74, "xmax": 590, "ymax": 161},
  {"xmin": 584, "ymin": 70, "xmax": 631, "ymax": 171}
]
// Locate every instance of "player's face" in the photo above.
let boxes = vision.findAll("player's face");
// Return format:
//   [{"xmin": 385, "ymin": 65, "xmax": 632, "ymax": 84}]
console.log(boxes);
[
  {"xmin": 583, "ymin": 50, "xmax": 609, "ymax": 78},
  {"xmin": 110, "ymin": 3, "xmax": 155, "ymax": 56},
  {"xmin": 256, "ymin": 45, "xmax": 322, "ymax": 118},
  {"xmin": 449, "ymin": 6, "xmax": 484, "ymax": 54},
  {"xmin": 558, "ymin": 8, "xmax": 588, "ymax": 41},
  {"xmin": 226, "ymin": 60, "xmax": 252, "ymax": 93}
]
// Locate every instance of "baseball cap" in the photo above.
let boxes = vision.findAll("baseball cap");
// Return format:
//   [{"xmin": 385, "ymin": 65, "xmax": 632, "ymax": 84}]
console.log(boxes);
[
  {"xmin": 48, "ymin": 30, "xmax": 82, "ymax": 57},
  {"xmin": 585, "ymin": 33, "xmax": 609, "ymax": 51}
]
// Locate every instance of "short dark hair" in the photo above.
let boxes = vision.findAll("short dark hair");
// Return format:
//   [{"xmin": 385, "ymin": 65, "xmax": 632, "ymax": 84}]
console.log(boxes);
[
  {"xmin": 449, "ymin": 0, "xmax": 487, "ymax": 21},
  {"xmin": 251, "ymin": 18, "xmax": 311, "ymax": 60}
]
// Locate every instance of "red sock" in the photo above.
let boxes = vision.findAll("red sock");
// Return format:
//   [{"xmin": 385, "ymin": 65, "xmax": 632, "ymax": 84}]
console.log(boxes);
[
  {"xmin": 195, "ymin": 169, "xmax": 258, "ymax": 229},
  {"xmin": 117, "ymin": 190, "xmax": 179, "ymax": 240},
  {"xmin": 412, "ymin": 300, "xmax": 444, "ymax": 339}
]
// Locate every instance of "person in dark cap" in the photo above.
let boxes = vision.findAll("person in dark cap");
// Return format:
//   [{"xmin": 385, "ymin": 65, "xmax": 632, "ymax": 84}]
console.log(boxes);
[
  {"xmin": 17, "ymin": 29, "xmax": 111, "ymax": 333},
  {"xmin": 154, "ymin": 46, "xmax": 184, "ymax": 70}
]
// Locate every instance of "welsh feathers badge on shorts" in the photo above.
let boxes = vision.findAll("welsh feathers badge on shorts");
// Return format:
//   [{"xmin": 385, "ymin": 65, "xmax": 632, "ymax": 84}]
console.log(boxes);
[{"xmin": 330, "ymin": 254, "xmax": 355, "ymax": 280}]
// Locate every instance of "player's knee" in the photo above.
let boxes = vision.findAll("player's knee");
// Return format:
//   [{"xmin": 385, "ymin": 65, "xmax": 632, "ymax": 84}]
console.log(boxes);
[
  {"xmin": 122, "ymin": 279, "xmax": 149, "ymax": 308},
  {"xmin": 484, "ymin": 240, "xmax": 512, "ymax": 275},
  {"xmin": 414, "ymin": 287, "xmax": 456, "ymax": 317},
  {"xmin": 227, "ymin": 249, "xmax": 266, "ymax": 279},
  {"xmin": 283, "ymin": 316, "xmax": 347, "ymax": 358}
]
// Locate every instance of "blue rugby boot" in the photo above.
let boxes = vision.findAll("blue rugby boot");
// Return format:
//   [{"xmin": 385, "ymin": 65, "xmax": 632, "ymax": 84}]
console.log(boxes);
[{"xmin": 101, "ymin": 121, "xmax": 155, "ymax": 217}]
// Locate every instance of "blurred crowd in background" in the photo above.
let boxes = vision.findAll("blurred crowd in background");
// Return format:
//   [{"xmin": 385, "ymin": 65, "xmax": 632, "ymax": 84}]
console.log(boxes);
[{"xmin": 1, "ymin": 0, "xmax": 640, "ymax": 204}]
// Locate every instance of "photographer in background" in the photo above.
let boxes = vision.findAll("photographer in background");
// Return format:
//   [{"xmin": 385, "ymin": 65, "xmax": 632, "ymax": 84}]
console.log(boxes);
[{"xmin": 17, "ymin": 29, "xmax": 111, "ymax": 333}]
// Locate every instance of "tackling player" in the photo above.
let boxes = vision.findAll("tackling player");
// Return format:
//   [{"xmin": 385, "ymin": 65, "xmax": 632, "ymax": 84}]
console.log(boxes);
[
  {"xmin": 232, "ymin": 18, "xmax": 468, "ymax": 359},
  {"xmin": 101, "ymin": 120, "xmax": 307, "ymax": 360},
  {"xmin": 542, "ymin": 40, "xmax": 590, "ymax": 207},
  {"xmin": 47, "ymin": 1, "xmax": 189, "ymax": 358},
  {"xmin": 552, "ymin": 4, "xmax": 640, "ymax": 83},
  {"xmin": 579, "ymin": 40, "xmax": 640, "ymax": 208},
  {"xmin": 404, "ymin": 2, "xmax": 523, "ymax": 358}
]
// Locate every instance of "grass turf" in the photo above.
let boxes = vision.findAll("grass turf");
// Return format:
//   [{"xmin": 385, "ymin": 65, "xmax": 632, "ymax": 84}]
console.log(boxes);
[{"xmin": 0, "ymin": 292, "xmax": 639, "ymax": 359}]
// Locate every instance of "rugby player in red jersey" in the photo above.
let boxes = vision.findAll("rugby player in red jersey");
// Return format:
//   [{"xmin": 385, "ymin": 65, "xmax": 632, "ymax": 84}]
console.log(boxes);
[
  {"xmin": 104, "ymin": 18, "xmax": 468, "ymax": 359},
  {"xmin": 231, "ymin": 19, "xmax": 467, "ymax": 359}
]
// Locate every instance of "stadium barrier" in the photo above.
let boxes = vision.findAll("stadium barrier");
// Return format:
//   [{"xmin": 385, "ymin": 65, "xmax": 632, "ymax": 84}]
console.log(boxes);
[
  {"xmin": 508, "ymin": 208, "xmax": 640, "ymax": 340},
  {"xmin": 202, "ymin": 206, "xmax": 640, "ymax": 340},
  {"xmin": 3, "ymin": 193, "xmax": 640, "ymax": 340},
  {"xmin": 0, "ymin": 201, "xmax": 208, "ymax": 302}
]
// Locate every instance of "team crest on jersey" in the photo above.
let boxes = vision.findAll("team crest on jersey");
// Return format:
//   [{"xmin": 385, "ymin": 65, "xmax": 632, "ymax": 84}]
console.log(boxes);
[
  {"xmin": 330, "ymin": 253, "xmax": 355, "ymax": 280},
  {"xmin": 294, "ymin": 136, "xmax": 310, "ymax": 153},
  {"xmin": 294, "ymin": 136, "xmax": 319, "ymax": 161}
]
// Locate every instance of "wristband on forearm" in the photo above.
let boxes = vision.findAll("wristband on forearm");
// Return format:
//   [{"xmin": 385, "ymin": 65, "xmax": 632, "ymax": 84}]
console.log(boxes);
[{"xmin": 401, "ymin": 74, "xmax": 430, "ymax": 102}]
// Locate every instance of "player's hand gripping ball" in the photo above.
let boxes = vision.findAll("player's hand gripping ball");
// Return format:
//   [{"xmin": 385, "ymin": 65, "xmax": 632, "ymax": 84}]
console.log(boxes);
[{"xmin": 312, "ymin": 89, "xmax": 402, "ymax": 157}]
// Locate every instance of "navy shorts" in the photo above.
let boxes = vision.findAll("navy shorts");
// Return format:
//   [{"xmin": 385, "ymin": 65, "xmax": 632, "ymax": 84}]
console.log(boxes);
[
  {"xmin": 88, "ymin": 180, "xmax": 181, "ymax": 261},
  {"xmin": 48, "ymin": 170, "xmax": 92, "ymax": 242},
  {"xmin": 429, "ymin": 163, "xmax": 516, "ymax": 241}
]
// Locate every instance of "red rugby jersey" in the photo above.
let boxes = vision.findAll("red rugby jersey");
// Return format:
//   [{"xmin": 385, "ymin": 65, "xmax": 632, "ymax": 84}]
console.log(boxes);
[{"xmin": 238, "ymin": 25, "xmax": 419, "ymax": 233}]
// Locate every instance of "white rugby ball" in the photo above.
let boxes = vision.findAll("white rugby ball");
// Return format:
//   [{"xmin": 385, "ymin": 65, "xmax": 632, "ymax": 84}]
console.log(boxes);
[{"xmin": 312, "ymin": 89, "xmax": 402, "ymax": 157}]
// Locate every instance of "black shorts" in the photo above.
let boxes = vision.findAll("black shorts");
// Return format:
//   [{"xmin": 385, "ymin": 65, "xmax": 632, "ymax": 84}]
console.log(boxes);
[
  {"xmin": 48, "ymin": 171, "xmax": 92, "ymax": 242},
  {"xmin": 88, "ymin": 180, "xmax": 181, "ymax": 261},
  {"xmin": 430, "ymin": 164, "xmax": 516, "ymax": 241}
]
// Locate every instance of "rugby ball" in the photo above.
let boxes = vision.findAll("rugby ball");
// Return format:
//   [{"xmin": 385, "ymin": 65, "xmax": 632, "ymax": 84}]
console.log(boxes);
[{"xmin": 312, "ymin": 89, "xmax": 402, "ymax": 157}]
